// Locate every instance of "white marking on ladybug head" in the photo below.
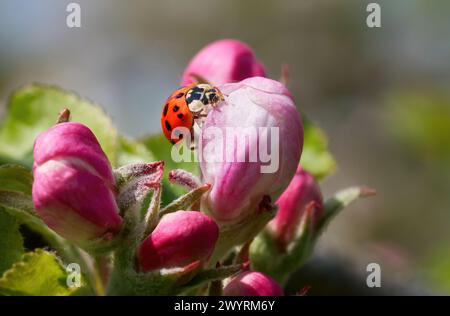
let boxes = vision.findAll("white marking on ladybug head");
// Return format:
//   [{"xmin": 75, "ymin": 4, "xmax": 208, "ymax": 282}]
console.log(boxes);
[{"xmin": 188, "ymin": 100, "xmax": 205, "ymax": 113}]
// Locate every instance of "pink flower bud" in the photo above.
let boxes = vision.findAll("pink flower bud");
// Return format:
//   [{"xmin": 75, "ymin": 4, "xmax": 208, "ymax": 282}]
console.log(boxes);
[
  {"xmin": 32, "ymin": 122, "xmax": 122, "ymax": 243},
  {"xmin": 200, "ymin": 77, "xmax": 303, "ymax": 223},
  {"xmin": 138, "ymin": 211, "xmax": 219, "ymax": 272},
  {"xmin": 268, "ymin": 166, "xmax": 324, "ymax": 248},
  {"xmin": 181, "ymin": 39, "xmax": 266, "ymax": 86},
  {"xmin": 224, "ymin": 271, "xmax": 283, "ymax": 296}
]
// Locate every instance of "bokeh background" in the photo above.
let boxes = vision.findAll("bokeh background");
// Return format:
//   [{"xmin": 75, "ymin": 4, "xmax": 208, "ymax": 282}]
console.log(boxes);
[{"xmin": 1, "ymin": 0, "xmax": 449, "ymax": 295}]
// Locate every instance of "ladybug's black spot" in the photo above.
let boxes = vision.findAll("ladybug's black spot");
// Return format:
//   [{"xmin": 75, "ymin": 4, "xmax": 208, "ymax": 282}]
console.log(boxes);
[
  {"xmin": 173, "ymin": 105, "xmax": 180, "ymax": 112},
  {"xmin": 209, "ymin": 93, "xmax": 217, "ymax": 102},
  {"xmin": 186, "ymin": 86, "xmax": 204, "ymax": 103},
  {"xmin": 201, "ymin": 95, "xmax": 209, "ymax": 105},
  {"xmin": 177, "ymin": 113, "xmax": 184, "ymax": 119},
  {"xmin": 175, "ymin": 92, "xmax": 184, "ymax": 99},
  {"xmin": 192, "ymin": 86, "xmax": 204, "ymax": 93},
  {"xmin": 163, "ymin": 104, "xmax": 169, "ymax": 116},
  {"xmin": 164, "ymin": 120, "xmax": 172, "ymax": 132}
]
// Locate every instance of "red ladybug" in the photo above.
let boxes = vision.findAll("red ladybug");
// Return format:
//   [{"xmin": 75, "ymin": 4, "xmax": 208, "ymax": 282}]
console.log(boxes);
[{"xmin": 161, "ymin": 83, "xmax": 224, "ymax": 144}]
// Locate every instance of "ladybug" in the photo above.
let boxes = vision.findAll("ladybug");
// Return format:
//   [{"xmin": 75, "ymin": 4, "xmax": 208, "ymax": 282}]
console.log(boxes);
[{"xmin": 161, "ymin": 83, "xmax": 224, "ymax": 145}]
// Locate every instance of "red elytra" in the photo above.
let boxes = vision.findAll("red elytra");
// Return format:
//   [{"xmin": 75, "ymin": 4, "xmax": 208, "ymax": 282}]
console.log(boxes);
[{"xmin": 161, "ymin": 86, "xmax": 193, "ymax": 144}]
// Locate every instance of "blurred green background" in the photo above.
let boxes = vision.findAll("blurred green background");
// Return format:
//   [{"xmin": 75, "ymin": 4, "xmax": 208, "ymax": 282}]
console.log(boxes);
[{"xmin": 1, "ymin": 0, "xmax": 449, "ymax": 295}]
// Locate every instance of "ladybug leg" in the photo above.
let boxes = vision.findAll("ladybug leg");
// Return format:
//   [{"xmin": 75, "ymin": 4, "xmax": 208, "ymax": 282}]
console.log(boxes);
[
  {"xmin": 210, "ymin": 89, "xmax": 226, "ymax": 108},
  {"xmin": 192, "ymin": 111, "xmax": 208, "ymax": 121},
  {"xmin": 216, "ymin": 87, "xmax": 227, "ymax": 100},
  {"xmin": 189, "ymin": 131, "xmax": 196, "ymax": 151}
]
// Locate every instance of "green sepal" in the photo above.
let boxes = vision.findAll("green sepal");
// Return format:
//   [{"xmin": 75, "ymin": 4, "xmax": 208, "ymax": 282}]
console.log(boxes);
[
  {"xmin": 159, "ymin": 183, "xmax": 211, "ymax": 216},
  {"xmin": 115, "ymin": 161, "xmax": 164, "ymax": 227},
  {"xmin": 180, "ymin": 263, "xmax": 244, "ymax": 295},
  {"xmin": 207, "ymin": 204, "xmax": 276, "ymax": 266},
  {"xmin": 315, "ymin": 186, "xmax": 376, "ymax": 236},
  {"xmin": 250, "ymin": 206, "xmax": 315, "ymax": 285},
  {"xmin": 106, "ymin": 171, "xmax": 217, "ymax": 295}
]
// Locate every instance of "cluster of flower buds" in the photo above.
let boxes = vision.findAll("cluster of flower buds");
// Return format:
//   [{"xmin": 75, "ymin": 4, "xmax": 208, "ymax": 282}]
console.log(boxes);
[{"xmin": 29, "ymin": 39, "xmax": 347, "ymax": 296}]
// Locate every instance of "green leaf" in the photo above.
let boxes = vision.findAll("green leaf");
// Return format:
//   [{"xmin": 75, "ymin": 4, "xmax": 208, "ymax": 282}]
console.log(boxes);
[
  {"xmin": 0, "ymin": 165, "xmax": 35, "ymax": 218},
  {"xmin": 117, "ymin": 136, "xmax": 156, "ymax": 166},
  {"xmin": 0, "ymin": 210, "xmax": 24, "ymax": 275},
  {"xmin": 0, "ymin": 164, "xmax": 71, "ymax": 259},
  {"xmin": 301, "ymin": 118, "xmax": 336, "ymax": 180},
  {"xmin": 0, "ymin": 249, "xmax": 78, "ymax": 296},
  {"xmin": 0, "ymin": 164, "xmax": 32, "ymax": 195},
  {"xmin": 0, "ymin": 164, "xmax": 31, "ymax": 274},
  {"xmin": 0, "ymin": 164, "xmax": 44, "ymax": 234},
  {"xmin": 0, "ymin": 84, "xmax": 118, "ymax": 167},
  {"xmin": 0, "ymin": 189, "xmax": 66, "ymax": 247}
]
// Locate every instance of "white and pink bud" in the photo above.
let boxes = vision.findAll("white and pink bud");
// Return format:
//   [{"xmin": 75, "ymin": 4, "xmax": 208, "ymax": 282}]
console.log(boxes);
[
  {"xmin": 200, "ymin": 77, "xmax": 303, "ymax": 223},
  {"xmin": 32, "ymin": 122, "xmax": 122, "ymax": 244}
]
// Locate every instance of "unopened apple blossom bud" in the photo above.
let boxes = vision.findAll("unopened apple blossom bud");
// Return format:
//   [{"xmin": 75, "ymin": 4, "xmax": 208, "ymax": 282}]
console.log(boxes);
[
  {"xmin": 224, "ymin": 271, "xmax": 283, "ymax": 296},
  {"xmin": 181, "ymin": 39, "xmax": 266, "ymax": 86},
  {"xmin": 138, "ymin": 211, "xmax": 219, "ymax": 272},
  {"xmin": 268, "ymin": 167, "xmax": 323, "ymax": 248},
  {"xmin": 32, "ymin": 122, "xmax": 122, "ymax": 244},
  {"xmin": 200, "ymin": 77, "xmax": 303, "ymax": 223}
]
